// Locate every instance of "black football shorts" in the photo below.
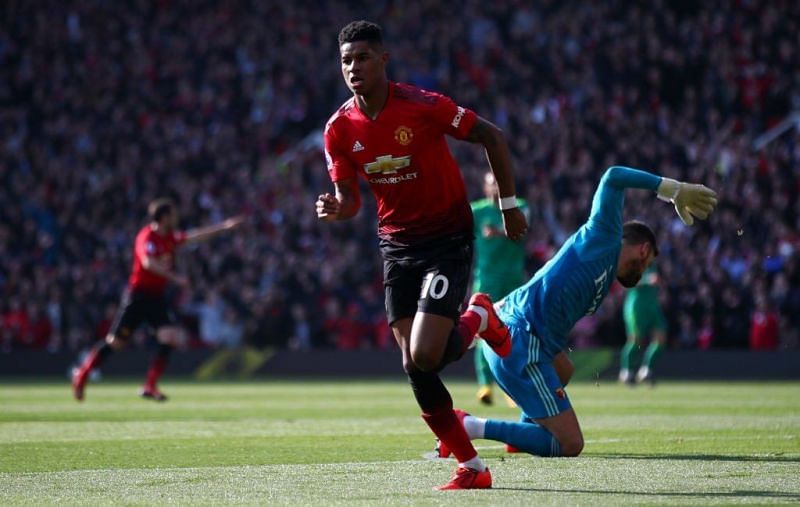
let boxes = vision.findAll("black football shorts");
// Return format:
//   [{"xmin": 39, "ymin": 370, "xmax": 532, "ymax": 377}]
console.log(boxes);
[
  {"xmin": 380, "ymin": 233, "xmax": 473, "ymax": 325},
  {"xmin": 109, "ymin": 288, "xmax": 179, "ymax": 340}
]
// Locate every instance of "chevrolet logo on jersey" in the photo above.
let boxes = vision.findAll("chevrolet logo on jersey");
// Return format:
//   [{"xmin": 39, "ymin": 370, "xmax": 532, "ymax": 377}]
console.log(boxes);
[{"xmin": 364, "ymin": 155, "xmax": 412, "ymax": 174}]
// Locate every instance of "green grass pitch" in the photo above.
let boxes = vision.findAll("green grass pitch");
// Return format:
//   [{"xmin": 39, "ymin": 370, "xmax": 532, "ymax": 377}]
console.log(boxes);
[{"xmin": 1, "ymin": 379, "xmax": 798, "ymax": 505}]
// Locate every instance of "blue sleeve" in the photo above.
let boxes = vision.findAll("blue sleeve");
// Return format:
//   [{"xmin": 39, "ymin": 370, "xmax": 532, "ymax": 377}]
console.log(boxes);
[{"xmin": 587, "ymin": 166, "xmax": 663, "ymax": 236}]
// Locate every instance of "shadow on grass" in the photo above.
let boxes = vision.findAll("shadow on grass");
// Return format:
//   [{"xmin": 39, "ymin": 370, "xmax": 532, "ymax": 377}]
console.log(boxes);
[
  {"xmin": 591, "ymin": 453, "xmax": 800, "ymax": 463},
  {"xmin": 492, "ymin": 487, "xmax": 800, "ymax": 500}
]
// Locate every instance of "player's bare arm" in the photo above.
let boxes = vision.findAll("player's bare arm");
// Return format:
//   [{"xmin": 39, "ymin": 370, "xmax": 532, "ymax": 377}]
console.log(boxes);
[
  {"xmin": 141, "ymin": 255, "xmax": 188, "ymax": 288},
  {"xmin": 184, "ymin": 215, "xmax": 246, "ymax": 244},
  {"xmin": 466, "ymin": 117, "xmax": 527, "ymax": 241},
  {"xmin": 316, "ymin": 177, "xmax": 361, "ymax": 222}
]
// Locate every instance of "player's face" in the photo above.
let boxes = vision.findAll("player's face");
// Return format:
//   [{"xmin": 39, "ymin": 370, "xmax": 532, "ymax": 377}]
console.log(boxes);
[
  {"xmin": 160, "ymin": 210, "xmax": 178, "ymax": 232},
  {"xmin": 340, "ymin": 41, "xmax": 387, "ymax": 96},
  {"xmin": 616, "ymin": 243, "xmax": 655, "ymax": 288}
]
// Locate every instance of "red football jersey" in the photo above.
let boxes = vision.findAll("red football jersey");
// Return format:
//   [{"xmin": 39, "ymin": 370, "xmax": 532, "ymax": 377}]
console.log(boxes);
[
  {"xmin": 324, "ymin": 82, "xmax": 477, "ymax": 244},
  {"xmin": 128, "ymin": 225, "xmax": 187, "ymax": 294}
]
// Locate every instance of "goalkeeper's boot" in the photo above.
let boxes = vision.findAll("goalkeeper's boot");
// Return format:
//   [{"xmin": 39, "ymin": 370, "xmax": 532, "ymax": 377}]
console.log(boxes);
[
  {"xmin": 476, "ymin": 385, "xmax": 493, "ymax": 405},
  {"xmin": 505, "ymin": 443, "xmax": 522, "ymax": 453},
  {"xmin": 436, "ymin": 466, "xmax": 492, "ymax": 490},
  {"xmin": 434, "ymin": 409, "xmax": 470, "ymax": 458},
  {"xmin": 139, "ymin": 386, "xmax": 168, "ymax": 402},
  {"xmin": 469, "ymin": 293, "xmax": 511, "ymax": 357}
]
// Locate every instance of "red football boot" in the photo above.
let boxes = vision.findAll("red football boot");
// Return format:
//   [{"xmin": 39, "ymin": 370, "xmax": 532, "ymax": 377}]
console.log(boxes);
[
  {"xmin": 139, "ymin": 386, "xmax": 168, "ymax": 402},
  {"xmin": 469, "ymin": 293, "xmax": 511, "ymax": 357},
  {"xmin": 505, "ymin": 444, "xmax": 522, "ymax": 453},
  {"xmin": 71, "ymin": 367, "xmax": 89, "ymax": 402},
  {"xmin": 436, "ymin": 466, "xmax": 492, "ymax": 490}
]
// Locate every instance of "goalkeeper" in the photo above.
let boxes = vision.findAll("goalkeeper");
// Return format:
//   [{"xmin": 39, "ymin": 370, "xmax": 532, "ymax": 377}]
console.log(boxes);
[{"xmin": 436, "ymin": 166, "xmax": 716, "ymax": 458}]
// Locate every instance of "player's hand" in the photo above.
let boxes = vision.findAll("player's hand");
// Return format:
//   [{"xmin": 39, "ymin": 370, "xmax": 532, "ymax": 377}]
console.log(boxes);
[
  {"xmin": 673, "ymin": 183, "xmax": 717, "ymax": 225},
  {"xmin": 223, "ymin": 215, "xmax": 247, "ymax": 230},
  {"xmin": 501, "ymin": 207, "xmax": 527, "ymax": 241},
  {"xmin": 316, "ymin": 193, "xmax": 341, "ymax": 221}
]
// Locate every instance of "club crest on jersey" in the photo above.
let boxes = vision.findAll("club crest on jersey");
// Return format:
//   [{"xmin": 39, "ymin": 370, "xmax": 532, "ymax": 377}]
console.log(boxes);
[
  {"xmin": 364, "ymin": 154, "xmax": 411, "ymax": 174},
  {"xmin": 394, "ymin": 126, "xmax": 413, "ymax": 146}
]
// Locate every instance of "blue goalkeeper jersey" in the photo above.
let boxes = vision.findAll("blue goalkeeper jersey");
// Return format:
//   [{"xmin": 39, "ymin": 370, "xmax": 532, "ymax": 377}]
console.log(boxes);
[{"xmin": 498, "ymin": 166, "xmax": 663, "ymax": 360}]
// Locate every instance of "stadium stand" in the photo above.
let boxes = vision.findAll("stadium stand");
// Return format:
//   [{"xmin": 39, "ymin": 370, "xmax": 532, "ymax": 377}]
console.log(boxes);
[{"xmin": 0, "ymin": 0, "xmax": 798, "ymax": 354}]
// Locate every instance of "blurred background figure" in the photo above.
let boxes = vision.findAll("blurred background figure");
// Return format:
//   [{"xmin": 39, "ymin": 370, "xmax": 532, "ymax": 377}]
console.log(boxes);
[
  {"xmin": 0, "ymin": 0, "xmax": 796, "ymax": 358},
  {"xmin": 470, "ymin": 172, "xmax": 527, "ymax": 406},
  {"xmin": 619, "ymin": 263, "xmax": 667, "ymax": 385}
]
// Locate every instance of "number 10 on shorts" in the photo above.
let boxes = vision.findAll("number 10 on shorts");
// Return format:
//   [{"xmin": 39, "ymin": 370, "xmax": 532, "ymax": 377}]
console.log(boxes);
[{"xmin": 421, "ymin": 272, "xmax": 450, "ymax": 300}]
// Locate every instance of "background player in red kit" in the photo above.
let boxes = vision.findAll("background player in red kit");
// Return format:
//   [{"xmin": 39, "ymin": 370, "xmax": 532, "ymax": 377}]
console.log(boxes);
[
  {"xmin": 316, "ymin": 21, "xmax": 527, "ymax": 490},
  {"xmin": 72, "ymin": 198, "xmax": 244, "ymax": 402}
]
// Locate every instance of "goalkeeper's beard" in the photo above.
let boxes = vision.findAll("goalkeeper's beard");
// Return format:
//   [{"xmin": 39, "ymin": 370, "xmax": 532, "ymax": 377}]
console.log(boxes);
[{"xmin": 617, "ymin": 258, "xmax": 646, "ymax": 288}]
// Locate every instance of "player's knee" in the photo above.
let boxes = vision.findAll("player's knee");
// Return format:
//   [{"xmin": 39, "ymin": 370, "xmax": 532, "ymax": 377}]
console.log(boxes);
[
  {"xmin": 559, "ymin": 434, "xmax": 584, "ymax": 457},
  {"xmin": 157, "ymin": 327, "xmax": 182, "ymax": 346},
  {"xmin": 105, "ymin": 334, "xmax": 126, "ymax": 350},
  {"xmin": 402, "ymin": 356, "xmax": 418, "ymax": 374},
  {"xmin": 410, "ymin": 348, "xmax": 438, "ymax": 372}
]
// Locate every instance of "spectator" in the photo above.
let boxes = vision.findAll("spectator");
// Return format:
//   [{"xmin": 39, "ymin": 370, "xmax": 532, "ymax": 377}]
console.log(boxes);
[
  {"xmin": 0, "ymin": 1, "xmax": 797, "ymax": 352},
  {"xmin": 749, "ymin": 292, "xmax": 780, "ymax": 350},
  {"xmin": 194, "ymin": 290, "xmax": 227, "ymax": 347},
  {"xmin": 215, "ymin": 308, "xmax": 244, "ymax": 349}
]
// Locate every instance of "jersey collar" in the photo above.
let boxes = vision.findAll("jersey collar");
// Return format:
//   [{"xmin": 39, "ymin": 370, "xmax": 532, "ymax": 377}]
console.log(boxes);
[{"xmin": 354, "ymin": 81, "xmax": 393, "ymax": 122}]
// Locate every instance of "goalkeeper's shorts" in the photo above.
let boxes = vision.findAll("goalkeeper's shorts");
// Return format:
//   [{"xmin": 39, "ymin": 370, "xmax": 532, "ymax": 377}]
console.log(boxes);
[{"xmin": 483, "ymin": 323, "xmax": 572, "ymax": 420}]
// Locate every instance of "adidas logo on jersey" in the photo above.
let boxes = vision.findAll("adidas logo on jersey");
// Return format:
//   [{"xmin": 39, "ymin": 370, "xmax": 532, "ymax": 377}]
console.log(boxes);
[{"xmin": 352, "ymin": 140, "xmax": 365, "ymax": 152}]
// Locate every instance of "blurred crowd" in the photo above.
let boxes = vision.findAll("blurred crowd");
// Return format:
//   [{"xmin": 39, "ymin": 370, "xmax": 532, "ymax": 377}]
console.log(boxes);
[{"xmin": 1, "ymin": 0, "xmax": 798, "ymax": 354}]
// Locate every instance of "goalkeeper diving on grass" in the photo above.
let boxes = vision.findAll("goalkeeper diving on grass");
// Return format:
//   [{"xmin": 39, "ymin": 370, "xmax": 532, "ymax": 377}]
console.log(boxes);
[{"xmin": 436, "ymin": 166, "xmax": 717, "ymax": 458}]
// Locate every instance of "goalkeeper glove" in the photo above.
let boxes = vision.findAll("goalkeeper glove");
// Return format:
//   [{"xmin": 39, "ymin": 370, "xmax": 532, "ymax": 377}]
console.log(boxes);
[{"xmin": 657, "ymin": 178, "xmax": 718, "ymax": 226}]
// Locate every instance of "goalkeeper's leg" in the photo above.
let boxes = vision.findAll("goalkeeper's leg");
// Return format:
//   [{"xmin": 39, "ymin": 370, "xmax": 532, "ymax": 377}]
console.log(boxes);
[{"xmin": 474, "ymin": 342, "xmax": 495, "ymax": 405}]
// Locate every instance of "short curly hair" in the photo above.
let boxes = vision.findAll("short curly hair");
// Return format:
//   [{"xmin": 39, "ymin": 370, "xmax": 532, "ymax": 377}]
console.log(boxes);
[
  {"xmin": 623, "ymin": 220, "xmax": 659, "ymax": 257},
  {"xmin": 338, "ymin": 20, "xmax": 383, "ymax": 47}
]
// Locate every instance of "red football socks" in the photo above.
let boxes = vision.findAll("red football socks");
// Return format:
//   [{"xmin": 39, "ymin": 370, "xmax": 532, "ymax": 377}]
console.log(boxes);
[
  {"xmin": 457, "ymin": 311, "xmax": 482, "ymax": 354},
  {"xmin": 422, "ymin": 407, "xmax": 478, "ymax": 463},
  {"xmin": 144, "ymin": 356, "xmax": 167, "ymax": 390}
]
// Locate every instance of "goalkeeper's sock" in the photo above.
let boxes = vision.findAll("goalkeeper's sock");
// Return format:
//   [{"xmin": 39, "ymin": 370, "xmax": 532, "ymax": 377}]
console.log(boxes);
[
  {"xmin": 463, "ymin": 414, "xmax": 487, "ymax": 439},
  {"xmin": 620, "ymin": 341, "xmax": 637, "ymax": 371},
  {"xmin": 484, "ymin": 418, "xmax": 561, "ymax": 457},
  {"xmin": 641, "ymin": 341, "xmax": 662, "ymax": 369}
]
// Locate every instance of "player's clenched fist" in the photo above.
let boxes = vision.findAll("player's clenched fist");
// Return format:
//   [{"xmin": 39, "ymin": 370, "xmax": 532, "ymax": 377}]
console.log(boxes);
[
  {"xmin": 501, "ymin": 207, "xmax": 528, "ymax": 241},
  {"xmin": 316, "ymin": 193, "xmax": 341, "ymax": 221}
]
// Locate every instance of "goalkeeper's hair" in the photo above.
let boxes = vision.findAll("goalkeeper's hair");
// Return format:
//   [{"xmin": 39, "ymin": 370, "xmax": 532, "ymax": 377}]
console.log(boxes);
[
  {"xmin": 338, "ymin": 20, "xmax": 383, "ymax": 48},
  {"xmin": 148, "ymin": 198, "xmax": 176, "ymax": 222},
  {"xmin": 622, "ymin": 220, "xmax": 659, "ymax": 257}
]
